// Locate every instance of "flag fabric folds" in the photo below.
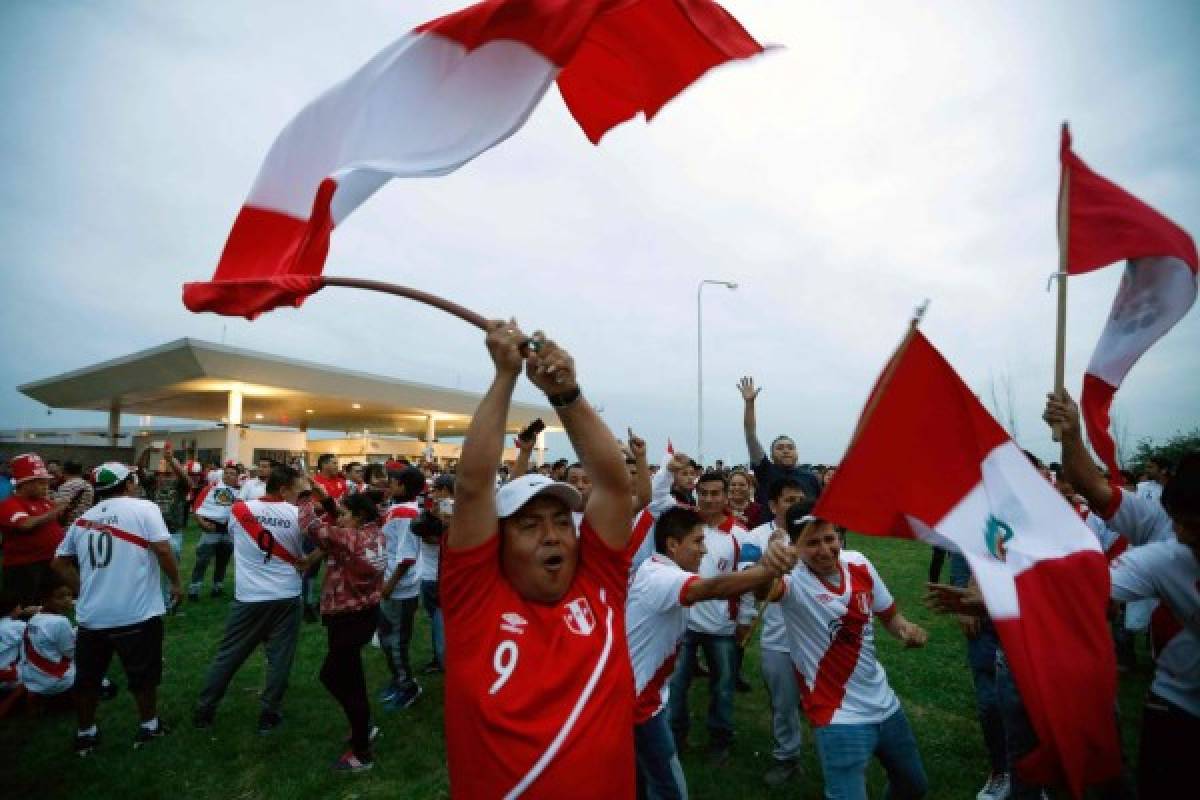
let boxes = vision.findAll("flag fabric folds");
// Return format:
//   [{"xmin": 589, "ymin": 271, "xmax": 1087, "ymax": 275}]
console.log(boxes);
[
  {"xmin": 1060, "ymin": 126, "xmax": 1199, "ymax": 481},
  {"xmin": 815, "ymin": 330, "xmax": 1120, "ymax": 796},
  {"xmin": 182, "ymin": 0, "xmax": 764, "ymax": 319}
]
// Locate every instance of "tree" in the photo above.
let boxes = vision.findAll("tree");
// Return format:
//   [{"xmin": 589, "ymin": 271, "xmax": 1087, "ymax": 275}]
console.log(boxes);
[{"xmin": 1128, "ymin": 428, "xmax": 1200, "ymax": 478}]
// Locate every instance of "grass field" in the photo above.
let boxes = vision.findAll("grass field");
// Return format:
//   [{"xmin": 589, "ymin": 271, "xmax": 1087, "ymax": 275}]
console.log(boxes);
[{"xmin": 2, "ymin": 525, "xmax": 1149, "ymax": 799}]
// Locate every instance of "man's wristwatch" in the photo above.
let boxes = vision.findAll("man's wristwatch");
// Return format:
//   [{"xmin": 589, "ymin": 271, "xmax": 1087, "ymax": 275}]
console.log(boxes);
[{"xmin": 547, "ymin": 387, "xmax": 582, "ymax": 408}]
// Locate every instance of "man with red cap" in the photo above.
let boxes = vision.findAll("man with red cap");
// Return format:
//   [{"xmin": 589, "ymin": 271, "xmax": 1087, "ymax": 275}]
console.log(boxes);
[{"xmin": 0, "ymin": 454, "xmax": 69, "ymax": 605}]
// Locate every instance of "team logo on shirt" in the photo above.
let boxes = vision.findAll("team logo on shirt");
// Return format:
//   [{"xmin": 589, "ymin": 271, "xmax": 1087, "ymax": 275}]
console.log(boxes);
[
  {"xmin": 984, "ymin": 515, "xmax": 1014, "ymax": 562},
  {"xmin": 500, "ymin": 612, "xmax": 528, "ymax": 635},
  {"xmin": 562, "ymin": 597, "xmax": 596, "ymax": 636},
  {"xmin": 854, "ymin": 591, "xmax": 871, "ymax": 615},
  {"xmin": 827, "ymin": 618, "xmax": 861, "ymax": 646},
  {"xmin": 716, "ymin": 558, "xmax": 730, "ymax": 572},
  {"xmin": 214, "ymin": 487, "xmax": 237, "ymax": 506}
]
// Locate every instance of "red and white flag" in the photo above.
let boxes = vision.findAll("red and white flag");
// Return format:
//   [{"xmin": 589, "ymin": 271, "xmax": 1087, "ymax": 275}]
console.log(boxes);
[
  {"xmin": 183, "ymin": 0, "xmax": 764, "ymax": 318},
  {"xmin": 815, "ymin": 330, "xmax": 1120, "ymax": 796},
  {"xmin": 1060, "ymin": 125, "xmax": 1199, "ymax": 481}
]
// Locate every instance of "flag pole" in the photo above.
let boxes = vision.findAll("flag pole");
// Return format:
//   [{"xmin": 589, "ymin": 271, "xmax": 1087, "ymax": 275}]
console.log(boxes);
[{"xmin": 1051, "ymin": 121, "xmax": 1071, "ymax": 442}]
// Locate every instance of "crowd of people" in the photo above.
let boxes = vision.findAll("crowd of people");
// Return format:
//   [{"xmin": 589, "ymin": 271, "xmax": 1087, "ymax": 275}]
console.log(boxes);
[{"xmin": 0, "ymin": 322, "xmax": 1195, "ymax": 800}]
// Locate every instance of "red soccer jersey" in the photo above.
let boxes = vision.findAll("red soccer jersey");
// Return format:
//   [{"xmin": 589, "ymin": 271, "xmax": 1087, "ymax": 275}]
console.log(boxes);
[
  {"xmin": 311, "ymin": 473, "xmax": 348, "ymax": 502},
  {"xmin": 442, "ymin": 518, "xmax": 635, "ymax": 800},
  {"xmin": 0, "ymin": 496, "xmax": 64, "ymax": 566}
]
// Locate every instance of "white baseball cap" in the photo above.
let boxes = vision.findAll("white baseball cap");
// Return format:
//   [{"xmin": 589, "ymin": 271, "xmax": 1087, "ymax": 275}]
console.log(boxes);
[
  {"xmin": 495, "ymin": 474, "xmax": 582, "ymax": 519},
  {"xmin": 93, "ymin": 462, "xmax": 134, "ymax": 491}
]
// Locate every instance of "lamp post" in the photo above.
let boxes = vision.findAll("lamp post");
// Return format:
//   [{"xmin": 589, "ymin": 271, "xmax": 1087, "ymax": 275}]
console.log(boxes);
[{"xmin": 697, "ymin": 279, "xmax": 738, "ymax": 466}]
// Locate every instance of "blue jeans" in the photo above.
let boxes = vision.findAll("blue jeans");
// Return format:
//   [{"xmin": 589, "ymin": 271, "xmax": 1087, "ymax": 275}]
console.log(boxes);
[
  {"xmin": 813, "ymin": 708, "xmax": 927, "ymax": 800},
  {"xmin": 667, "ymin": 630, "xmax": 735, "ymax": 747},
  {"xmin": 635, "ymin": 708, "xmax": 688, "ymax": 800},
  {"xmin": 420, "ymin": 579, "xmax": 444, "ymax": 668},
  {"xmin": 994, "ymin": 650, "xmax": 1044, "ymax": 799},
  {"xmin": 966, "ymin": 624, "xmax": 1006, "ymax": 774}
]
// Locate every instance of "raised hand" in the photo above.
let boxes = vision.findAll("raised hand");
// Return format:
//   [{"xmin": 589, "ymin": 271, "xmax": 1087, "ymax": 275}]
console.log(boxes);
[
  {"xmin": 485, "ymin": 318, "xmax": 528, "ymax": 377},
  {"xmin": 525, "ymin": 331, "xmax": 578, "ymax": 396},
  {"xmin": 761, "ymin": 539, "xmax": 798, "ymax": 577},
  {"xmin": 627, "ymin": 429, "xmax": 647, "ymax": 460},
  {"xmin": 737, "ymin": 376, "xmax": 761, "ymax": 403}
]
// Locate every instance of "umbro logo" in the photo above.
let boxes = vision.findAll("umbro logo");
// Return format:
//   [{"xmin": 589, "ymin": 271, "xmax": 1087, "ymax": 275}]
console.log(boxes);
[{"xmin": 500, "ymin": 612, "xmax": 528, "ymax": 635}]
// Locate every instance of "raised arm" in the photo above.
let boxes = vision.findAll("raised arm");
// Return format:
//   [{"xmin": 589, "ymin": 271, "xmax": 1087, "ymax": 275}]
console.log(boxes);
[
  {"xmin": 526, "ymin": 332, "xmax": 632, "ymax": 549},
  {"xmin": 738, "ymin": 376, "xmax": 766, "ymax": 464},
  {"xmin": 450, "ymin": 320, "xmax": 526, "ymax": 550},
  {"xmin": 628, "ymin": 429, "xmax": 652, "ymax": 514},
  {"xmin": 1043, "ymin": 391, "xmax": 1114, "ymax": 514}
]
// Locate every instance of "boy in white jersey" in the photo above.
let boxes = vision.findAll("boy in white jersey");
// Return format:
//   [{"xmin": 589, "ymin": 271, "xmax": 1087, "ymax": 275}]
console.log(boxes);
[
  {"xmin": 666, "ymin": 470, "xmax": 751, "ymax": 763},
  {"xmin": 767, "ymin": 510, "xmax": 929, "ymax": 799},
  {"xmin": 193, "ymin": 465, "xmax": 314, "ymax": 734},
  {"xmin": 737, "ymin": 476, "xmax": 810, "ymax": 787},
  {"xmin": 377, "ymin": 466, "xmax": 425, "ymax": 709},
  {"xmin": 20, "ymin": 578, "xmax": 77, "ymax": 699},
  {"xmin": 0, "ymin": 589, "xmax": 26, "ymax": 691},
  {"xmin": 627, "ymin": 506, "xmax": 797, "ymax": 799},
  {"xmin": 189, "ymin": 462, "xmax": 240, "ymax": 600},
  {"xmin": 51, "ymin": 463, "xmax": 182, "ymax": 756}
]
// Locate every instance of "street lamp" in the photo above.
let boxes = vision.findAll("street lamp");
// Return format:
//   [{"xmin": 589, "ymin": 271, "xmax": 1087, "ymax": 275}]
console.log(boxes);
[{"xmin": 697, "ymin": 278, "xmax": 738, "ymax": 466}]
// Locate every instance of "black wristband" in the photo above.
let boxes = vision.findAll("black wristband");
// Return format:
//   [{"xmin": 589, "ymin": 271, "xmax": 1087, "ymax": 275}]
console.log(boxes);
[{"xmin": 548, "ymin": 387, "xmax": 582, "ymax": 408}]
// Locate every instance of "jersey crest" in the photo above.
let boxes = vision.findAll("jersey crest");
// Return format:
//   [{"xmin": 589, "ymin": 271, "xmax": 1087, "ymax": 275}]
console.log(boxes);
[{"xmin": 563, "ymin": 597, "xmax": 596, "ymax": 636}]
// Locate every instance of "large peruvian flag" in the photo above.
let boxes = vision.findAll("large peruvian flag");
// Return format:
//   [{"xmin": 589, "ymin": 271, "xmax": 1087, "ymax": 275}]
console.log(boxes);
[
  {"xmin": 183, "ymin": 0, "xmax": 764, "ymax": 319},
  {"xmin": 1061, "ymin": 125, "xmax": 1199, "ymax": 482},
  {"xmin": 815, "ymin": 330, "xmax": 1120, "ymax": 796}
]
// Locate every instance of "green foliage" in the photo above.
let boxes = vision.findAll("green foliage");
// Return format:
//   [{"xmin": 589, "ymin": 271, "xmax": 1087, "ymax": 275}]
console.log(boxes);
[
  {"xmin": 2, "ymin": 527, "xmax": 1149, "ymax": 799},
  {"xmin": 1128, "ymin": 428, "xmax": 1200, "ymax": 476}
]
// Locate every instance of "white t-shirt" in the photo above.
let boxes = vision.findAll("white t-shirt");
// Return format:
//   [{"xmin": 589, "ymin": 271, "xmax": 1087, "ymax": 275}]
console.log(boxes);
[
  {"xmin": 20, "ymin": 612, "xmax": 75, "ymax": 695},
  {"xmin": 0, "ymin": 617, "xmax": 25, "ymax": 688},
  {"xmin": 744, "ymin": 522, "xmax": 789, "ymax": 653},
  {"xmin": 228, "ymin": 498, "xmax": 307, "ymax": 603},
  {"xmin": 56, "ymin": 496, "xmax": 170, "ymax": 629},
  {"xmin": 1110, "ymin": 539, "xmax": 1200, "ymax": 716},
  {"xmin": 383, "ymin": 502, "xmax": 421, "ymax": 600},
  {"xmin": 239, "ymin": 477, "xmax": 268, "ymax": 502},
  {"xmin": 418, "ymin": 537, "xmax": 440, "ymax": 582},
  {"xmin": 194, "ymin": 481, "xmax": 239, "ymax": 525},
  {"xmin": 687, "ymin": 516, "xmax": 749, "ymax": 636},
  {"xmin": 777, "ymin": 550, "xmax": 899, "ymax": 727},
  {"xmin": 1105, "ymin": 488, "xmax": 1175, "ymax": 547},
  {"xmin": 626, "ymin": 553, "xmax": 698, "ymax": 723},
  {"xmin": 1136, "ymin": 480, "xmax": 1163, "ymax": 506}
]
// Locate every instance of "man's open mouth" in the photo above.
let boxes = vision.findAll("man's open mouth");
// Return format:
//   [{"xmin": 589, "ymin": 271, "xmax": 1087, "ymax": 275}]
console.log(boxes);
[{"xmin": 542, "ymin": 553, "xmax": 565, "ymax": 571}]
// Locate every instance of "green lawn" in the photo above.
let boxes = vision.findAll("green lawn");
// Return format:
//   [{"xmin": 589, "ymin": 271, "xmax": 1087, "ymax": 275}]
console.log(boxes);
[{"xmin": 2, "ymin": 527, "xmax": 1148, "ymax": 799}]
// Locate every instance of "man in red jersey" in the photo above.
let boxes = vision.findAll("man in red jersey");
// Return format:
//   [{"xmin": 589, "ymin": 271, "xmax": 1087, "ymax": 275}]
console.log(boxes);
[{"xmin": 443, "ymin": 320, "xmax": 635, "ymax": 800}]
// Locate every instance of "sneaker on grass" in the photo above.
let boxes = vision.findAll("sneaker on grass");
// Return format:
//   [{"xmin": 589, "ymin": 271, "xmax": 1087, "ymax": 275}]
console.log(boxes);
[
  {"xmin": 385, "ymin": 683, "xmax": 422, "ymax": 711},
  {"xmin": 74, "ymin": 730, "xmax": 100, "ymax": 757},
  {"xmin": 332, "ymin": 750, "xmax": 374, "ymax": 773},
  {"xmin": 133, "ymin": 721, "xmax": 170, "ymax": 749},
  {"xmin": 977, "ymin": 772, "xmax": 1011, "ymax": 800}
]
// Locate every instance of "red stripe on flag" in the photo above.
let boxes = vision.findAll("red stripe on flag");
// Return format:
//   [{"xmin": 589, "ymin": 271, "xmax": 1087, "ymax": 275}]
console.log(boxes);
[
  {"xmin": 1080, "ymin": 373, "xmax": 1122, "ymax": 485},
  {"xmin": 991, "ymin": 550, "xmax": 1120, "ymax": 794},
  {"xmin": 1061, "ymin": 126, "xmax": 1198, "ymax": 276}
]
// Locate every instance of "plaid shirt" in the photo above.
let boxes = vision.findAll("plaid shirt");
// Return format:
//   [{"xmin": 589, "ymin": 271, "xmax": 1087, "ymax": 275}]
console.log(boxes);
[{"xmin": 315, "ymin": 521, "xmax": 386, "ymax": 616}]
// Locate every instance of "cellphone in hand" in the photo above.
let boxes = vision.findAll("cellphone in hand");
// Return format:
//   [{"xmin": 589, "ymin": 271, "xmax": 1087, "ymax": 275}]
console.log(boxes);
[{"xmin": 517, "ymin": 418, "xmax": 546, "ymax": 444}]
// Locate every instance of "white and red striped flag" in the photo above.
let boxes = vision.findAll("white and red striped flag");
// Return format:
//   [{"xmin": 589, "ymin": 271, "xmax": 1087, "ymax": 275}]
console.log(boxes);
[
  {"xmin": 815, "ymin": 330, "xmax": 1120, "ymax": 796},
  {"xmin": 1060, "ymin": 126, "xmax": 1199, "ymax": 481},
  {"xmin": 183, "ymin": 0, "xmax": 764, "ymax": 318}
]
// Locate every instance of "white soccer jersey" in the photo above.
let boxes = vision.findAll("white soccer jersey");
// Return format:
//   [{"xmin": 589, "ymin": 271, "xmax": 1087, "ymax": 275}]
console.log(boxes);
[
  {"xmin": 626, "ymin": 553, "xmax": 698, "ymax": 723},
  {"xmin": 777, "ymin": 550, "xmax": 900, "ymax": 727},
  {"xmin": 239, "ymin": 477, "xmax": 267, "ymax": 502},
  {"xmin": 56, "ymin": 496, "xmax": 171, "ymax": 629},
  {"xmin": 1105, "ymin": 488, "xmax": 1175, "ymax": 547},
  {"xmin": 193, "ymin": 481, "xmax": 239, "ymax": 524},
  {"xmin": 228, "ymin": 498, "xmax": 307, "ymax": 603},
  {"xmin": 19, "ymin": 612, "xmax": 75, "ymax": 695},
  {"xmin": 744, "ymin": 522, "xmax": 789, "ymax": 653},
  {"xmin": 418, "ymin": 537, "xmax": 440, "ymax": 582},
  {"xmin": 1136, "ymin": 480, "xmax": 1163, "ymax": 506},
  {"xmin": 0, "ymin": 617, "xmax": 25, "ymax": 688},
  {"xmin": 686, "ymin": 516, "xmax": 748, "ymax": 636},
  {"xmin": 383, "ymin": 502, "xmax": 421, "ymax": 600},
  {"xmin": 1110, "ymin": 539, "xmax": 1200, "ymax": 716}
]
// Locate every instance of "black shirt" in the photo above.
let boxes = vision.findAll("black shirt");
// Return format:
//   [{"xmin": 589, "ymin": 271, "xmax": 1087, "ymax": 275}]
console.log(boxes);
[{"xmin": 750, "ymin": 456, "xmax": 821, "ymax": 522}]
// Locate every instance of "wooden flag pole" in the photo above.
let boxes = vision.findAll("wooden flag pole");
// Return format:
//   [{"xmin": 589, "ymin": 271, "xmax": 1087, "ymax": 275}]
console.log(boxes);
[{"xmin": 1051, "ymin": 124, "xmax": 1071, "ymax": 442}]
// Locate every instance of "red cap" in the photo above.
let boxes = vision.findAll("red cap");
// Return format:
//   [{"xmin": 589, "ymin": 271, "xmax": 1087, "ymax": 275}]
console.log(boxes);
[
  {"xmin": 10, "ymin": 453, "xmax": 51, "ymax": 484},
  {"xmin": 223, "ymin": 460, "xmax": 237, "ymax": 468}
]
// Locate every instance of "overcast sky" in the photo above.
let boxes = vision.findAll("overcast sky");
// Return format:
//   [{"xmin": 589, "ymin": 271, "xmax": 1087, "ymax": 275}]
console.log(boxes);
[{"xmin": 1, "ymin": 0, "xmax": 1197, "ymax": 466}]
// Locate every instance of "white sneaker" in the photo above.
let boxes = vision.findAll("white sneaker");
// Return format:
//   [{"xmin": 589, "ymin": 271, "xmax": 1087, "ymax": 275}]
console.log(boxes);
[{"xmin": 977, "ymin": 773, "xmax": 1010, "ymax": 800}]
